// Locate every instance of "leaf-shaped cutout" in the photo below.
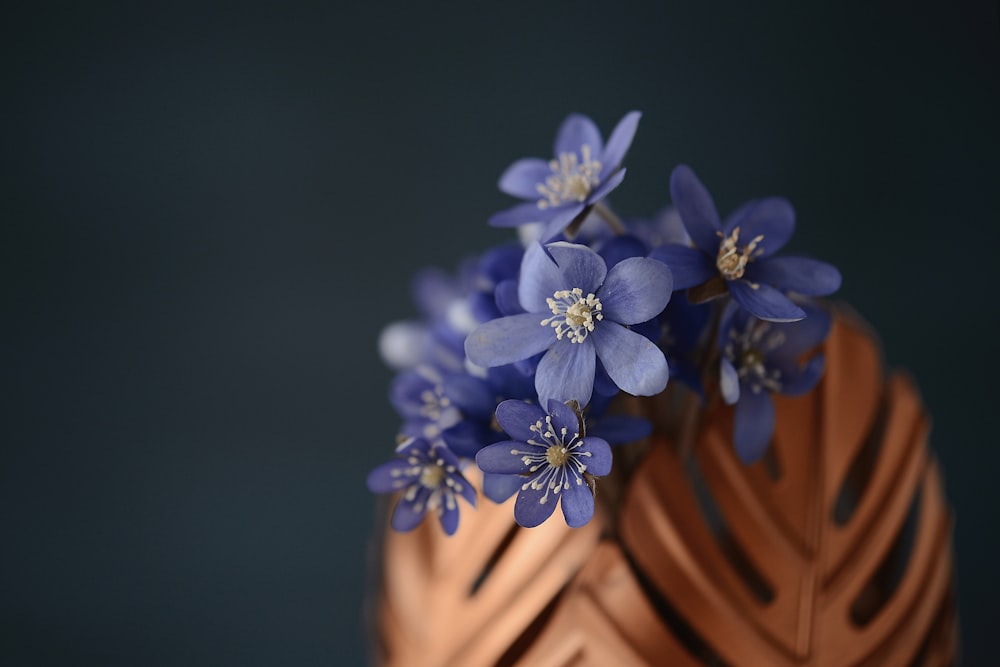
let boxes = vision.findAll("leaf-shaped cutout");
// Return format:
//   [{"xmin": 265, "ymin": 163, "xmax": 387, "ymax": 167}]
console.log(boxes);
[
  {"xmin": 618, "ymin": 315, "xmax": 957, "ymax": 665},
  {"xmin": 374, "ymin": 467, "xmax": 604, "ymax": 667}
]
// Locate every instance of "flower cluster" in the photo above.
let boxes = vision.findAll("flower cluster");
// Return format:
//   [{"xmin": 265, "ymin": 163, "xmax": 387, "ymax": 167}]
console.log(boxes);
[{"xmin": 368, "ymin": 112, "xmax": 840, "ymax": 535}]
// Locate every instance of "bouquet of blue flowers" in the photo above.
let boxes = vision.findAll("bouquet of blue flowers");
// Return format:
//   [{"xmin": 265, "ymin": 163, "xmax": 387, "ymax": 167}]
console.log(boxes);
[{"xmin": 367, "ymin": 113, "xmax": 956, "ymax": 666}]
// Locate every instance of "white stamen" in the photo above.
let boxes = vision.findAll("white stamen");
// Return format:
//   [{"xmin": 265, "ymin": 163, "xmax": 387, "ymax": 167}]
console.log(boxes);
[
  {"xmin": 716, "ymin": 226, "xmax": 765, "ymax": 280},
  {"xmin": 540, "ymin": 287, "xmax": 603, "ymax": 344},
  {"xmin": 536, "ymin": 145, "xmax": 602, "ymax": 209}
]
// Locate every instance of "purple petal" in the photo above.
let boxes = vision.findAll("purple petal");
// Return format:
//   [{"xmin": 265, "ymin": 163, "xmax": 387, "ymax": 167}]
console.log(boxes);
[
  {"xmin": 580, "ymin": 436, "xmax": 613, "ymax": 476},
  {"xmin": 514, "ymin": 481, "xmax": 559, "ymax": 527},
  {"xmin": 733, "ymin": 389, "xmax": 775, "ymax": 464},
  {"xmin": 454, "ymin": 471, "xmax": 477, "ymax": 508},
  {"xmin": 498, "ymin": 158, "xmax": 552, "ymax": 199},
  {"xmin": 774, "ymin": 353, "xmax": 825, "ymax": 396},
  {"xmin": 518, "ymin": 242, "xmax": 565, "ymax": 312},
  {"xmin": 489, "ymin": 201, "xmax": 547, "ymax": 228},
  {"xmin": 391, "ymin": 489, "xmax": 430, "ymax": 532},
  {"xmin": 366, "ymin": 459, "xmax": 417, "ymax": 493},
  {"xmin": 722, "ymin": 197, "xmax": 795, "ymax": 257},
  {"xmin": 720, "ymin": 357, "xmax": 740, "ymax": 405},
  {"xmin": 585, "ymin": 167, "xmax": 626, "ymax": 205},
  {"xmin": 597, "ymin": 234, "xmax": 648, "ymax": 269},
  {"xmin": 599, "ymin": 111, "xmax": 641, "ymax": 178},
  {"xmin": 649, "ymin": 244, "xmax": 716, "ymax": 290},
  {"xmin": 772, "ymin": 305, "xmax": 832, "ymax": 358},
  {"xmin": 743, "ymin": 257, "xmax": 842, "ymax": 296},
  {"xmin": 438, "ymin": 501, "xmax": 460, "ymax": 535},
  {"xmin": 546, "ymin": 399, "xmax": 583, "ymax": 437},
  {"xmin": 494, "ymin": 279, "xmax": 524, "ymax": 316},
  {"xmin": 538, "ymin": 204, "xmax": 588, "ymax": 243},
  {"xmin": 482, "ymin": 472, "xmax": 523, "ymax": 503},
  {"xmin": 535, "ymin": 340, "xmax": 596, "ymax": 407},
  {"xmin": 590, "ymin": 321, "xmax": 669, "ymax": 397},
  {"xmin": 443, "ymin": 374, "xmax": 495, "ymax": 419},
  {"xmin": 465, "ymin": 313, "xmax": 555, "ymax": 367},
  {"xmin": 554, "ymin": 113, "xmax": 603, "ymax": 158},
  {"xmin": 560, "ymin": 477, "xmax": 595, "ymax": 528},
  {"xmin": 495, "ymin": 399, "xmax": 546, "ymax": 441},
  {"xmin": 442, "ymin": 421, "xmax": 491, "ymax": 458},
  {"xmin": 669, "ymin": 165, "xmax": 722, "ymax": 252},
  {"xmin": 728, "ymin": 281, "xmax": 806, "ymax": 322},
  {"xmin": 476, "ymin": 440, "xmax": 537, "ymax": 474},
  {"xmin": 598, "ymin": 256, "xmax": 672, "ymax": 325},
  {"xmin": 588, "ymin": 415, "xmax": 651, "ymax": 446},
  {"xmin": 546, "ymin": 242, "xmax": 608, "ymax": 295}
]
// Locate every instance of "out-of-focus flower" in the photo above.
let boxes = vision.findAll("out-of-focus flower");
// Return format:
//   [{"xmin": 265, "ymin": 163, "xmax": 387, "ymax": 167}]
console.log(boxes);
[
  {"xmin": 718, "ymin": 303, "xmax": 831, "ymax": 463},
  {"xmin": 366, "ymin": 437, "xmax": 477, "ymax": 535}
]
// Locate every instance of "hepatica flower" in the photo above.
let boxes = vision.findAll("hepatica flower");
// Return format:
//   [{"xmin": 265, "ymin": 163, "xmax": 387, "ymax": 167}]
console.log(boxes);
[
  {"xmin": 465, "ymin": 241, "xmax": 672, "ymax": 408},
  {"xmin": 489, "ymin": 112, "xmax": 641, "ymax": 242},
  {"xmin": 652, "ymin": 165, "xmax": 841, "ymax": 322},
  {"xmin": 719, "ymin": 303, "xmax": 831, "ymax": 463},
  {"xmin": 367, "ymin": 437, "xmax": 476, "ymax": 535},
  {"xmin": 477, "ymin": 399, "xmax": 612, "ymax": 528}
]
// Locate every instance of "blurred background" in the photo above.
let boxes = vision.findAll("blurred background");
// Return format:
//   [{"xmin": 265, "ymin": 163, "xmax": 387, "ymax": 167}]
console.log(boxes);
[{"xmin": 3, "ymin": 1, "xmax": 997, "ymax": 664}]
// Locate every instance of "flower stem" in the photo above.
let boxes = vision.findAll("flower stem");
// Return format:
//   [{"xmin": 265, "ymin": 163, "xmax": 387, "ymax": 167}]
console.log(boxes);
[{"xmin": 593, "ymin": 202, "xmax": 626, "ymax": 235}]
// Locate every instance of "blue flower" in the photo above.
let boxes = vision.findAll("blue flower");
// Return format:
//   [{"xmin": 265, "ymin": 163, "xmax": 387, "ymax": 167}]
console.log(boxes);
[
  {"xmin": 465, "ymin": 241, "xmax": 672, "ymax": 408},
  {"xmin": 489, "ymin": 112, "xmax": 641, "ymax": 242},
  {"xmin": 366, "ymin": 437, "xmax": 477, "ymax": 535},
  {"xmin": 718, "ymin": 302, "xmax": 831, "ymax": 464},
  {"xmin": 651, "ymin": 165, "xmax": 841, "ymax": 322},
  {"xmin": 476, "ymin": 399, "xmax": 612, "ymax": 528}
]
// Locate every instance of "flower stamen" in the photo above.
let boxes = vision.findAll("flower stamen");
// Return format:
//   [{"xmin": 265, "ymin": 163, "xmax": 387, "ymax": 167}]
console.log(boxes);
[
  {"xmin": 716, "ymin": 226, "xmax": 765, "ymax": 280},
  {"xmin": 536, "ymin": 145, "xmax": 602, "ymax": 209},
  {"xmin": 540, "ymin": 287, "xmax": 603, "ymax": 344}
]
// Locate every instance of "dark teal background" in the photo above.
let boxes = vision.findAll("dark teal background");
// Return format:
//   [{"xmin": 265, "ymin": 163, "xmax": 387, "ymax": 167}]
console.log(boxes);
[{"xmin": 3, "ymin": 1, "xmax": 997, "ymax": 664}]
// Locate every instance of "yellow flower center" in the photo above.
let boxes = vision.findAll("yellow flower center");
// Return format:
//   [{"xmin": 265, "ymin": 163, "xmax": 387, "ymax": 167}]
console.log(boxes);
[
  {"xmin": 536, "ymin": 145, "xmax": 602, "ymax": 209},
  {"xmin": 716, "ymin": 226, "xmax": 764, "ymax": 280}
]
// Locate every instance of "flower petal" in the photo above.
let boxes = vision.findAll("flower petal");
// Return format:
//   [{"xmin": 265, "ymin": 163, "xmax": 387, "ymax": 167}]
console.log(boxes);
[
  {"xmin": 649, "ymin": 244, "xmax": 716, "ymax": 290},
  {"xmin": 518, "ymin": 242, "xmax": 565, "ymax": 312},
  {"xmin": 391, "ymin": 489, "xmax": 430, "ymax": 532},
  {"xmin": 733, "ymin": 389, "xmax": 775, "ymax": 464},
  {"xmin": 599, "ymin": 111, "xmax": 641, "ymax": 177},
  {"xmin": 590, "ymin": 321, "xmax": 669, "ymax": 397},
  {"xmin": 598, "ymin": 256, "xmax": 672, "ymax": 324},
  {"xmin": 723, "ymin": 197, "xmax": 795, "ymax": 257},
  {"xmin": 670, "ymin": 164, "xmax": 722, "ymax": 252},
  {"xmin": 538, "ymin": 204, "xmax": 587, "ymax": 243},
  {"xmin": 588, "ymin": 415, "xmax": 652, "ymax": 446},
  {"xmin": 498, "ymin": 158, "xmax": 552, "ymax": 199},
  {"xmin": 535, "ymin": 340, "xmax": 596, "ymax": 407},
  {"xmin": 489, "ymin": 201, "xmax": 547, "ymax": 228},
  {"xmin": 597, "ymin": 234, "xmax": 648, "ymax": 269},
  {"xmin": 720, "ymin": 357, "xmax": 741, "ymax": 405},
  {"xmin": 495, "ymin": 399, "xmax": 547, "ymax": 441},
  {"xmin": 775, "ymin": 353, "xmax": 825, "ymax": 396},
  {"xmin": 546, "ymin": 242, "xmax": 608, "ymax": 295},
  {"xmin": 744, "ymin": 257, "xmax": 842, "ymax": 296},
  {"xmin": 546, "ymin": 398, "xmax": 583, "ymax": 437},
  {"xmin": 514, "ymin": 481, "xmax": 560, "ymax": 527},
  {"xmin": 772, "ymin": 305, "xmax": 832, "ymax": 358},
  {"xmin": 476, "ymin": 440, "xmax": 537, "ymax": 474},
  {"xmin": 560, "ymin": 477, "xmax": 595, "ymax": 528},
  {"xmin": 438, "ymin": 501, "xmax": 460, "ymax": 535},
  {"xmin": 482, "ymin": 472, "xmax": 523, "ymax": 503},
  {"xmin": 494, "ymin": 278, "xmax": 524, "ymax": 316},
  {"xmin": 728, "ymin": 280, "xmax": 806, "ymax": 322},
  {"xmin": 366, "ymin": 459, "xmax": 417, "ymax": 493},
  {"xmin": 580, "ymin": 436, "xmax": 613, "ymax": 476},
  {"xmin": 585, "ymin": 167, "xmax": 626, "ymax": 205},
  {"xmin": 465, "ymin": 313, "xmax": 555, "ymax": 367},
  {"xmin": 554, "ymin": 113, "xmax": 603, "ymax": 158}
]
